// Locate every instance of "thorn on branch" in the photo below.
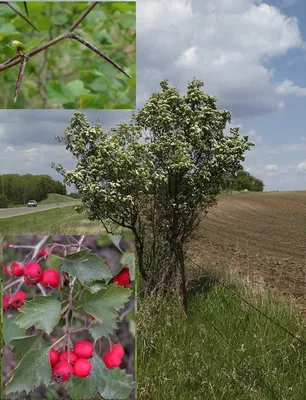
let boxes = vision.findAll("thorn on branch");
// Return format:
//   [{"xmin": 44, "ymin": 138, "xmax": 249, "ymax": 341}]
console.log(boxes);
[
  {"xmin": 1, "ymin": 2, "xmax": 40, "ymax": 32},
  {"xmin": 0, "ymin": 1, "xmax": 132, "ymax": 103}
]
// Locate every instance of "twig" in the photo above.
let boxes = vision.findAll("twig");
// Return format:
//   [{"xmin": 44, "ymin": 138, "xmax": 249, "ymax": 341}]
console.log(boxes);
[
  {"xmin": 0, "ymin": 1, "xmax": 131, "ymax": 103},
  {"xmin": 37, "ymin": 283, "xmax": 47, "ymax": 296},
  {"xmin": 4, "ymin": 277, "xmax": 23, "ymax": 291},
  {"xmin": 68, "ymin": 2, "xmax": 98, "ymax": 32},
  {"xmin": 14, "ymin": 54, "xmax": 29, "ymax": 104},
  {"xmin": 1, "ymin": 2, "xmax": 40, "ymax": 32},
  {"xmin": 50, "ymin": 327, "xmax": 88, "ymax": 349},
  {"xmin": 7, "ymin": 280, "xmax": 24, "ymax": 306}
]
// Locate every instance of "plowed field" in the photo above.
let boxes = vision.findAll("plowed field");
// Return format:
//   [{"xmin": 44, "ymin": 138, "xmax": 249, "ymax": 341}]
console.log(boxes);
[{"xmin": 189, "ymin": 191, "xmax": 306, "ymax": 313}]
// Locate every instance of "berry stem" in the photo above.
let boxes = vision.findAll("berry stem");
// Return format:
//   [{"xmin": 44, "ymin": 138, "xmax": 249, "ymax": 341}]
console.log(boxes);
[
  {"xmin": 7, "ymin": 280, "xmax": 24, "ymax": 306},
  {"xmin": 37, "ymin": 283, "xmax": 47, "ymax": 296},
  {"xmin": 4, "ymin": 277, "xmax": 23, "ymax": 291}
]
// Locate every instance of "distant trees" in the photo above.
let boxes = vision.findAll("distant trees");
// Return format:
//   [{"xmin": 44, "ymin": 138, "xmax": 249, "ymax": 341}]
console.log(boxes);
[
  {"xmin": 222, "ymin": 170, "xmax": 264, "ymax": 192},
  {"xmin": 0, "ymin": 174, "xmax": 66, "ymax": 205},
  {"xmin": 0, "ymin": 194, "xmax": 8, "ymax": 208}
]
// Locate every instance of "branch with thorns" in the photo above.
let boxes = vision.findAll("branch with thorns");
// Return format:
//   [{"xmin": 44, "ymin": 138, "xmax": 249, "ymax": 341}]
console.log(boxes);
[{"xmin": 0, "ymin": 2, "xmax": 131, "ymax": 104}]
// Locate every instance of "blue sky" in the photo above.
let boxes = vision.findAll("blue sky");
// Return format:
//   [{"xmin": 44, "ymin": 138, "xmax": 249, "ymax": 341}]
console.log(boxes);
[{"xmin": 0, "ymin": 0, "xmax": 305, "ymax": 191}]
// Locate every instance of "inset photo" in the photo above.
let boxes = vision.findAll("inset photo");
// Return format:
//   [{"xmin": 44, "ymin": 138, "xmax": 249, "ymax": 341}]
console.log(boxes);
[
  {"xmin": 2, "ymin": 234, "xmax": 136, "ymax": 399},
  {"xmin": 0, "ymin": 2, "xmax": 136, "ymax": 109}
]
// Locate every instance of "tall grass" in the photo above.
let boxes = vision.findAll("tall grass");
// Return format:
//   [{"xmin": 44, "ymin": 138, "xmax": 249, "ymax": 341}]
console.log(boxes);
[{"xmin": 137, "ymin": 270, "xmax": 306, "ymax": 399}]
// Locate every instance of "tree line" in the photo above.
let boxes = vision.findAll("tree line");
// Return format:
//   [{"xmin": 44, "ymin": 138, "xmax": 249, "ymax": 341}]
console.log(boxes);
[
  {"xmin": 0, "ymin": 174, "xmax": 67, "ymax": 207},
  {"xmin": 222, "ymin": 170, "xmax": 264, "ymax": 192}
]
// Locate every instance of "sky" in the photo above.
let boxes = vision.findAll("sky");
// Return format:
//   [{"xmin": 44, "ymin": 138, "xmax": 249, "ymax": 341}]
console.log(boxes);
[{"xmin": 0, "ymin": 0, "xmax": 305, "ymax": 191}]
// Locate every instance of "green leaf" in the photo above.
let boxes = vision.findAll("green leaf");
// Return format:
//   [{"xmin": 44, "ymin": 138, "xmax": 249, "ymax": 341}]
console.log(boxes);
[
  {"xmin": 47, "ymin": 82, "xmax": 76, "ymax": 105},
  {"xmin": 15, "ymin": 296, "xmax": 61, "ymax": 335},
  {"xmin": 3, "ymin": 315, "xmax": 26, "ymax": 345},
  {"xmin": 78, "ymin": 284, "xmax": 131, "ymax": 322},
  {"xmin": 100, "ymin": 367, "xmax": 134, "ymax": 399},
  {"xmin": 66, "ymin": 80, "xmax": 90, "ymax": 97},
  {"xmin": 88, "ymin": 318, "xmax": 118, "ymax": 341},
  {"xmin": 61, "ymin": 250, "xmax": 112, "ymax": 285},
  {"xmin": 10, "ymin": 333, "xmax": 45, "ymax": 360},
  {"xmin": 6, "ymin": 348, "xmax": 51, "ymax": 395},
  {"xmin": 120, "ymin": 251, "xmax": 135, "ymax": 281}
]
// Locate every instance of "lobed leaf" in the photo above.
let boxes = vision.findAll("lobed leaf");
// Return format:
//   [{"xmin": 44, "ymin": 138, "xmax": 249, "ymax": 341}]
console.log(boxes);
[
  {"xmin": 15, "ymin": 296, "xmax": 61, "ymax": 334},
  {"xmin": 61, "ymin": 250, "xmax": 112, "ymax": 285}
]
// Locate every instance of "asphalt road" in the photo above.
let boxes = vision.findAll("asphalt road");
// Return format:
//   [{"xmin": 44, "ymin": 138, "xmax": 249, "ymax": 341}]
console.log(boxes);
[{"xmin": 0, "ymin": 202, "xmax": 80, "ymax": 219}]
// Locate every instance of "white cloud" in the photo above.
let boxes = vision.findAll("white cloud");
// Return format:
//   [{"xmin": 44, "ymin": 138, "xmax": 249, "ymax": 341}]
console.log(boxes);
[
  {"xmin": 248, "ymin": 130, "xmax": 263, "ymax": 143},
  {"xmin": 137, "ymin": 0, "xmax": 304, "ymax": 117},
  {"xmin": 276, "ymin": 80, "xmax": 306, "ymax": 96},
  {"xmin": 297, "ymin": 161, "xmax": 306, "ymax": 171},
  {"xmin": 264, "ymin": 164, "xmax": 279, "ymax": 171},
  {"xmin": 176, "ymin": 46, "xmax": 199, "ymax": 67},
  {"xmin": 4, "ymin": 146, "xmax": 14, "ymax": 153}
]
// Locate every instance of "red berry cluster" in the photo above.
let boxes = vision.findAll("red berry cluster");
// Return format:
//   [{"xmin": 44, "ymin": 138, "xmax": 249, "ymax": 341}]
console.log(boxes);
[
  {"xmin": 2, "ymin": 261, "xmax": 61, "ymax": 311},
  {"xmin": 113, "ymin": 268, "xmax": 131, "ymax": 288},
  {"xmin": 103, "ymin": 344, "xmax": 124, "ymax": 368},
  {"xmin": 3, "ymin": 261, "xmax": 61, "ymax": 288},
  {"xmin": 50, "ymin": 341, "xmax": 94, "ymax": 382}
]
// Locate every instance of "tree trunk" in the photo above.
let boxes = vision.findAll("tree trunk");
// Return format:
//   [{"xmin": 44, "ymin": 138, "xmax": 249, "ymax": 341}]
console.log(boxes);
[{"xmin": 177, "ymin": 244, "xmax": 188, "ymax": 314}]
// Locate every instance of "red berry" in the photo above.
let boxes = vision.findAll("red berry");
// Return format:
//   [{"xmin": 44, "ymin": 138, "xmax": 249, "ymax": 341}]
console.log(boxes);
[
  {"xmin": 3, "ymin": 264, "xmax": 10, "ymax": 276},
  {"xmin": 38, "ymin": 248, "xmax": 50, "ymax": 258},
  {"xmin": 23, "ymin": 262, "xmax": 42, "ymax": 285},
  {"xmin": 2, "ymin": 295, "xmax": 10, "ymax": 311},
  {"xmin": 49, "ymin": 348, "xmax": 59, "ymax": 367},
  {"xmin": 6, "ymin": 242, "xmax": 12, "ymax": 248},
  {"xmin": 40, "ymin": 269, "xmax": 60, "ymax": 288},
  {"xmin": 59, "ymin": 351, "xmax": 78, "ymax": 364},
  {"xmin": 73, "ymin": 358, "xmax": 92, "ymax": 378},
  {"xmin": 103, "ymin": 352, "xmax": 122, "ymax": 368},
  {"xmin": 113, "ymin": 268, "xmax": 130, "ymax": 288},
  {"xmin": 11, "ymin": 262, "xmax": 24, "ymax": 277},
  {"xmin": 74, "ymin": 341, "xmax": 94, "ymax": 359},
  {"xmin": 10, "ymin": 291, "xmax": 27, "ymax": 308},
  {"xmin": 111, "ymin": 344, "xmax": 124, "ymax": 359},
  {"xmin": 52, "ymin": 361, "xmax": 73, "ymax": 383},
  {"xmin": 103, "ymin": 343, "xmax": 124, "ymax": 368}
]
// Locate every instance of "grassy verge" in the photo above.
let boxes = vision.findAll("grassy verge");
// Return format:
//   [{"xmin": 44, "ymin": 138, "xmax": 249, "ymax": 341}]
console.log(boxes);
[
  {"xmin": 39, "ymin": 193, "xmax": 76, "ymax": 205},
  {"xmin": 0, "ymin": 207, "xmax": 104, "ymax": 234},
  {"xmin": 138, "ymin": 271, "xmax": 306, "ymax": 399}
]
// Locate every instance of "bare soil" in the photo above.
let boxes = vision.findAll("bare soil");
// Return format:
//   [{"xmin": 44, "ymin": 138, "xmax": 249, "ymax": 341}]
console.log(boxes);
[{"xmin": 189, "ymin": 191, "xmax": 306, "ymax": 314}]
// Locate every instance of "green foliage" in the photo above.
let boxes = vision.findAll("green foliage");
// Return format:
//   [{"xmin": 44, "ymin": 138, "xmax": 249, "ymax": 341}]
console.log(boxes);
[
  {"xmin": 0, "ymin": 193, "xmax": 9, "ymax": 208},
  {"xmin": 6, "ymin": 348, "xmax": 51, "ymax": 394},
  {"xmin": 77, "ymin": 284, "xmax": 131, "ymax": 322},
  {"xmin": 16, "ymin": 296, "xmax": 62, "ymax": 334},
  {"xmin": 0, "ymin": 174, "xmax": 66, "ymax": 205},
  {"xmin": 53, "ymin": 78, "xmax": 253, "ymax": 287},
  {"xmin": 3, "ymin": 313, "xmax": 26, "ymax": 344},
  {"xmin": 0, "ymin": 2, "xmax": 136, "ymax": 109},
  {"xmin": 88, "ymin": 318, "xmax": 118, "ymax": 341},
  {"xmin": 223, "ymin": 170, "xmax": 264, "ymax": 192},
  {"xmin": 61, "ymin": 250, "xmax": 113, "ymax": 285}
]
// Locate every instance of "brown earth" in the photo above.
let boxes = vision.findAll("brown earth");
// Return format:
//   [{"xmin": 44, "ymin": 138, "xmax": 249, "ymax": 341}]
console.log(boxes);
[{"xmin": 189, "ymin": 191, "xmax": 306, "ymax": 314}]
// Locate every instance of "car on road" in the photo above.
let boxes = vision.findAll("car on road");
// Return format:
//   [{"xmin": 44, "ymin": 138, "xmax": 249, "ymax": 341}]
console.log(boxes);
[{"xmin": 27, "ymin": 200, "xmax": 38, "ymax": 207}]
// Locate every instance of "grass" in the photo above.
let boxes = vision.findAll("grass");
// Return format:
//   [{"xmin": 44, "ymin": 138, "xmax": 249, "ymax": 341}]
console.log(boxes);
[
  {"xmin": 38, "ymin": 193, "xmax": 76, "ymax": 205},
  {"xmin": 138, "ymin": 269, "xmax": 306, "ymax": 400},
  {"xmin": 0, "ymin": 206, "xmax": 104, "ymax": 234}
]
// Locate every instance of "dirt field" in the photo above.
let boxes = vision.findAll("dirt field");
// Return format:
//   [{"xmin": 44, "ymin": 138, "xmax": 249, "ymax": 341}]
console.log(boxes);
[{"xmin": 189, "ymin": 191, "xmax": 306, "ymax": 313}]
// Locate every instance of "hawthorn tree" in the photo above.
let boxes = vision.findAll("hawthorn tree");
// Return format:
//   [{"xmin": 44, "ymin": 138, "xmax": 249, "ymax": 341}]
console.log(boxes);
[{"xmin": 53, "ymin": 78, "xmax": 253, "ymax": 310}]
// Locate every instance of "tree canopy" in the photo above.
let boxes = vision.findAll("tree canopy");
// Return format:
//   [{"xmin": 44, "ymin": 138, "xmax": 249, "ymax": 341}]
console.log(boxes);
[{"xmin": 54, "ymin": 78, "xmax": 254, "ymax": 309}]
